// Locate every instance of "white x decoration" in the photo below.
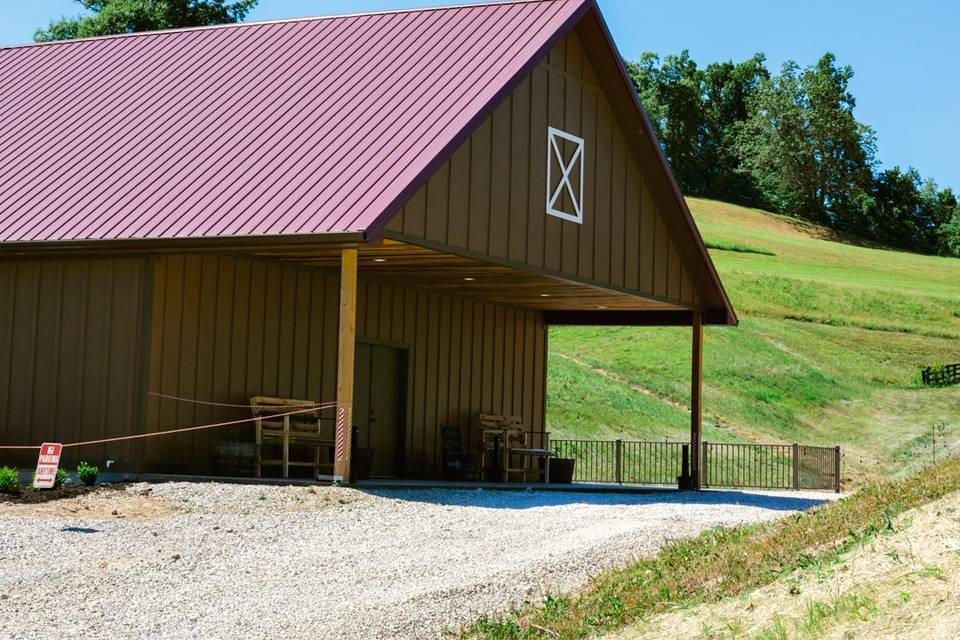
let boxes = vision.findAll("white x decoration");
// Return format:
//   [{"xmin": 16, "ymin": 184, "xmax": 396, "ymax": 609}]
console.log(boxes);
[{"xmin": 546, "ymin": 126, "xmax": 585, "ymax": 224}]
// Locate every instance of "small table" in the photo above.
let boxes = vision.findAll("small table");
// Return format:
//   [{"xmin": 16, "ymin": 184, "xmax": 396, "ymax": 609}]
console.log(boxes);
[{"xmin": 510, "ymin": 448, "xmax": 553, "ymax": 483}]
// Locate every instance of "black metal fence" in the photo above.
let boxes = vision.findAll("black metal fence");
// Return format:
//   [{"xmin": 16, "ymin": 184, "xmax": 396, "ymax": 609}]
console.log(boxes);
[
  {"xmin": 550, "ymin": 439, "xmax": 841, "ymax": 492},
  {"xmin": 920, "ymin": 363, "xmax": 960, "ymax": 387},
  {"xmin": 551, "ymin": 439, "xmax": 684, "ymax": 486}
]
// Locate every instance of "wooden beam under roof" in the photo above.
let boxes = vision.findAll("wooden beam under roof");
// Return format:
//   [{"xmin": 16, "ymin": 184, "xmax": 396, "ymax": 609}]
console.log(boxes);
[{"xmin": 254, "ymin": 238, "xmax": 692, "ymax": 315}]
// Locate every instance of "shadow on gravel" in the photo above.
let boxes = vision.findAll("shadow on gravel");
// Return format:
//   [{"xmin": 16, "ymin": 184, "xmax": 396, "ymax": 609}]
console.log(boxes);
[
  {"xmin": 358, "ymin": 487, "xmax": 832, "ymax": 512},
  {"xmin": 61, "ymin": 526, "xmax": 100, "ymax": 534}
]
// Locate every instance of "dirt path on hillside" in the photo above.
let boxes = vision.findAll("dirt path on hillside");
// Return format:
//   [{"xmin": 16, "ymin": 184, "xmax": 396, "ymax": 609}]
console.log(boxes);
[
  {"xmin": 609, "ymin": 489, "xmax": 960, "ymax": 640},
  {"xmin": 553, "ymin": 352, "xmax": 761, "ymax": 441}
]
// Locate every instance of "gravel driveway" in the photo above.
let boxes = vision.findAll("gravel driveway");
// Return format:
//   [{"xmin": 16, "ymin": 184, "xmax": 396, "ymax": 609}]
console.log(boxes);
[{"xmin": 0, "ymin": 482, "xmax": 832, "ymax": 639}]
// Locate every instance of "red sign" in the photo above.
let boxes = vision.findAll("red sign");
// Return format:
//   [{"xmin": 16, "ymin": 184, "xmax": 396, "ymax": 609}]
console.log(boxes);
[{"xmin": 33, "ymin": 443, "xmax": 63, "ymax": 489}]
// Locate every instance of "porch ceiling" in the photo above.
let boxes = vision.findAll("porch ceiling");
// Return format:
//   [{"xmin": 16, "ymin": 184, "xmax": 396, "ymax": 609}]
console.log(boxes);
[{"xmin": 252, "ymin": 239, "xmax": 686, "ymax": 312}]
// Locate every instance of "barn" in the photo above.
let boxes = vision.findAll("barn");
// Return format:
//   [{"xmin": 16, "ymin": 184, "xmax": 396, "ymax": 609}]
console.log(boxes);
[{"xmin": 0, "ymin": 0, "xmax": 735, "ymax": 484}]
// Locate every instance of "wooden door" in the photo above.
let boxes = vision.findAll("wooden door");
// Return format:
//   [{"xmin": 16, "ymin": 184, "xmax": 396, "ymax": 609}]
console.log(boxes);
[{"xmin": 353, "ymin": 342, "xmax": 406, "ymax": 477}]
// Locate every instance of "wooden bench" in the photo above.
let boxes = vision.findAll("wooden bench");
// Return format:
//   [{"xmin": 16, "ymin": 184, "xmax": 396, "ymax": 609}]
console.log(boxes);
[{"xmin": 251, "ymin": 396, "xmax": 334, "ymax": 479}]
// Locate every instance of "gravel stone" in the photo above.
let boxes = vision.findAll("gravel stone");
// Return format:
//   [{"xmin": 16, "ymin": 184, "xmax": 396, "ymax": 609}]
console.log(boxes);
[{"xmin": 0, "ymin": 482, "xmax": 833, "ymax": 639}]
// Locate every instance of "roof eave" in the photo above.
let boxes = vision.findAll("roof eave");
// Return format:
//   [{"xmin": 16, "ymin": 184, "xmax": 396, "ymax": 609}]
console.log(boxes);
[
  {"xmin": 582, "ymin": 2, "xmax": 739, "ymax": 327},
  {"xmin": 0, "ymin": 231, "xmax": 367, "ymax": 258}
]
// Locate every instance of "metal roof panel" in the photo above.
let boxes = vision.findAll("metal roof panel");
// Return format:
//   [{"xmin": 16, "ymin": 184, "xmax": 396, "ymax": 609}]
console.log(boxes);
[{"xmin": 0, "ymin": 0, "xmax": 588, "ymax": 243}]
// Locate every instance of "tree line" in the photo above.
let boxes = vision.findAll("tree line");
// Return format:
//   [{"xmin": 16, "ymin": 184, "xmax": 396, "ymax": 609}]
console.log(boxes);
[{"xmin": 627, "ymin": 51, "xmax": 960, "ymax": 256}]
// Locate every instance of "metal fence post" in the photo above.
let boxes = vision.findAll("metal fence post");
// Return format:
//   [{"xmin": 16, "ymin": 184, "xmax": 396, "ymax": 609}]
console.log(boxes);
[
  {"xmin": 701, "ymin": 441, "xmax": 709, "ymax": 488},
  {"xmin": 615, "ymin": 439, "xmax": 623, "ymax": 484},
  {"xmin": 834, "ymin": 446, "xmax": 841, "ymax": 493},
  {"xmin": 680, "ymin": 444, "xmax": 690, "ymax": 490},
  {"xmin": 792, "ymin": 443, "xmax": 800, "ymax": 490}
]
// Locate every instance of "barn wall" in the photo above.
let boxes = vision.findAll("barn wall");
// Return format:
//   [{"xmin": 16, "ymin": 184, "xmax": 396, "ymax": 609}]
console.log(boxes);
[
  {"xmin": 144, "ymin": 254, "xmax": 546, "ymax": 475},
  {"xmin": 386, "ymin": 29, "xmax": 700, "ymax": 307},
  {"xmin": 0, "ymin": 258, "xmax": 147, "ymax": 468}
]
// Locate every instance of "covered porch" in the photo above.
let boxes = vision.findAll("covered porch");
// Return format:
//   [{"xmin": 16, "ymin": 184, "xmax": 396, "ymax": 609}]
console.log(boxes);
[{"xmin": 247, "ymin": 236, "xmax": 709, "ymax": 487}]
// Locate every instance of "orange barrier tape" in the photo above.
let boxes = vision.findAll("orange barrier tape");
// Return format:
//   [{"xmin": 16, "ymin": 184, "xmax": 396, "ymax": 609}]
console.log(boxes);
[
  {"xmin": 148, "ymin": 392, "xmax": 335, "ymax": 410},
  {"xmin": 0, "ymin": 406, "xmax": 338, "ymax": 451}
]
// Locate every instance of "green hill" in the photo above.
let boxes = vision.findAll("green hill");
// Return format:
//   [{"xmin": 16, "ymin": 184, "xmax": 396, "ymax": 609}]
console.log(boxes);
[{"xmin": 547, "ymin": 197, "xmax": 960, "ymax": 485}]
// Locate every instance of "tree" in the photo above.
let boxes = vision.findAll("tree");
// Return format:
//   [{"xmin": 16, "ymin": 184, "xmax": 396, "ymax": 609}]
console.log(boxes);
[
  {"xmin": 629, "ymin": 47, "xmax": 954, "ymax": 255},
  {"xmin": 858, "ymin": 168, "xmax": 957, "ymax": 253},
  {"xmin": 940, "ymin": 205, "xmax": 960, "ymax": 257},
  {"xmin": 863, "ymin": 167, "xmax": 927, "ymax": 250},
  {"xmin": 627, "ymin": 51, "xmax": 706, "ymax": 195},
  {"xmin": 626, "ymin": 51, "xmax": 766, "ymax": 203},
  {"xmin": 35, "ymin": 0, "xmax": 258, "ymax": 42},
  {"xmin": 699, "ymin": 54, "xmax": 768, "ymax": 204},
  {"xmin": 735, "ymin": 54, "xmax": 875, "ymax": 226}
]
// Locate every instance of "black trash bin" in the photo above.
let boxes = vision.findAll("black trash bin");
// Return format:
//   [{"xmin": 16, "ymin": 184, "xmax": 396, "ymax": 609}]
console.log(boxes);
[
  {"xmin": 547, "ymin": 458, "xmax": 575, "ymax": 484},
  {"xmin": 352, "ymin": 448, "xmax": 374, "ymax": 481},
  {"xmin": 351, "ymin": 426, "xmax": 374, "ymax": 480}
]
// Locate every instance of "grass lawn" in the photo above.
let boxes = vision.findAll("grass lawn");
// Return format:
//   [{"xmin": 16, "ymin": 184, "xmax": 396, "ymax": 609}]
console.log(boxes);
[{"xmin": 547, "ymin": 197, "xmax": 960, "ymax": 485}]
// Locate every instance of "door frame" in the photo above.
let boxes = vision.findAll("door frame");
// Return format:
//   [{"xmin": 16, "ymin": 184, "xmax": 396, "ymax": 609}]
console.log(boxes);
[{"xmin": 355, "ymin": 338, "xmax": 411, "ymax": 478}]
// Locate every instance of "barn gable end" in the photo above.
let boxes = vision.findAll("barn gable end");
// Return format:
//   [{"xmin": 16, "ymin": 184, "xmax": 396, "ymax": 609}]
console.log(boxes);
[{"xmin": 384, "ymin": 12, "xmax": 732, "ymax": 320}]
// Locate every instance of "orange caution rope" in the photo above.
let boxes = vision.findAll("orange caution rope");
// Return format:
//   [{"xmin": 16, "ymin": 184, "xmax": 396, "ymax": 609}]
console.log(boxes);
[{"xmin": 0, "ymin": 403, "xmax": 340, "ymax": 451}]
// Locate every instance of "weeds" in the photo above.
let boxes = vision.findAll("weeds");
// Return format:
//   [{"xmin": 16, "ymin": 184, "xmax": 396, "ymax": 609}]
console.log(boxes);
[
  {"xmin": 76, "ymin": 461, "xmax": 99, "ymax": 486},
  {"xmin": 801, "ymin": 592, "xmax": 877, "ymax": 634},
  {"xmin": 914, "ymin": 566, "xmax": 946, "ymax": 580},
  {"xmin": 0, "ymin": 466, "xmax": 20, "ymax": 494},
  {"xmin": 51, "ymin": 468, "xmax": 68, "ymax": 489}
]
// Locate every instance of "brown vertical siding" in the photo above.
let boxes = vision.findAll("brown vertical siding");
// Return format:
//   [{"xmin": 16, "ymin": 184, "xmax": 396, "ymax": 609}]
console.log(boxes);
[
  {"xmin": 386, "ymin": 29, "xmax": 699, "ymax": 308},
  {"xmin": 144, "ymin": 255, "xmax": 339, "ymax": 471},
  {"xmin": 0, "ymin": 259, "xmax": 146, "ymax": 468},
  {"xmin": 144, "ymin": 254, "xmax": 546, "ymax": 475},
  {"xmin": 358, "ymin": 277, "xmax": 547, "ymax": 473}
]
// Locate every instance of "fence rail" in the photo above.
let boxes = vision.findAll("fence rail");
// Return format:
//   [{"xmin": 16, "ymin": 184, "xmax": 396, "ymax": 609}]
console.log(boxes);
[
  {"xmin": 921, "ymin": 363, "xmax": 960, "ymax": 387},
  {"xmin": 550, "ymin": 439, "xmax": 840, "ymax": 492}
]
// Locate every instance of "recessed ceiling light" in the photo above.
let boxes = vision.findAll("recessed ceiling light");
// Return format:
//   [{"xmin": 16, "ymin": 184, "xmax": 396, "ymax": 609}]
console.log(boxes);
[
  {"xmin": 597, "ymin": 305, "xmax": 608, "ymax": 309},
  {"xmin": 373, "ymin": 258, "xmax": 387, "ymax": 263},
  {"xmin": 540, "ymin": 293, "xmax": 551, "ymax": 297},
  {"xmin": 463, "ymin": 277, "xmax": 475, "ymax": 281}
]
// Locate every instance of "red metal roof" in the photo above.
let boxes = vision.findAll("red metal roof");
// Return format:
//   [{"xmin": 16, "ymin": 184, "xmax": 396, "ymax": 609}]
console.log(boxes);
[{"xmin": 0, "ymin": 0, "xmax": 589, "ymax": 243}]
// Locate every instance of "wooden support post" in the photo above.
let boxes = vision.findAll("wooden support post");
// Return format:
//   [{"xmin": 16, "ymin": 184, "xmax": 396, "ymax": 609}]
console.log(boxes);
[
  {"xmin": 690, "ymin": 311, "xmax": 704, "ymax": 490},
  {"xmin": 334, "ymin": 247, "xmax": 358, "ymax": 483}
]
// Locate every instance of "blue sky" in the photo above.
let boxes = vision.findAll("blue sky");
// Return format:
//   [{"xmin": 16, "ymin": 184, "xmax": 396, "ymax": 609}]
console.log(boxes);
[{"xmin": 3, "ymin": 1, "xmax": 958, "ymax": 192}]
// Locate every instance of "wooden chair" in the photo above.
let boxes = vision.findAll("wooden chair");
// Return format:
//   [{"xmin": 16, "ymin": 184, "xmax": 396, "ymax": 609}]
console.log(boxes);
[
  {"xmin": 479, "ymin": 414, "xmax": 543, "ymax": 482},
  {"xmin": 251, "ymin": 396, "xmax": 334, "ymax": 479}
]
